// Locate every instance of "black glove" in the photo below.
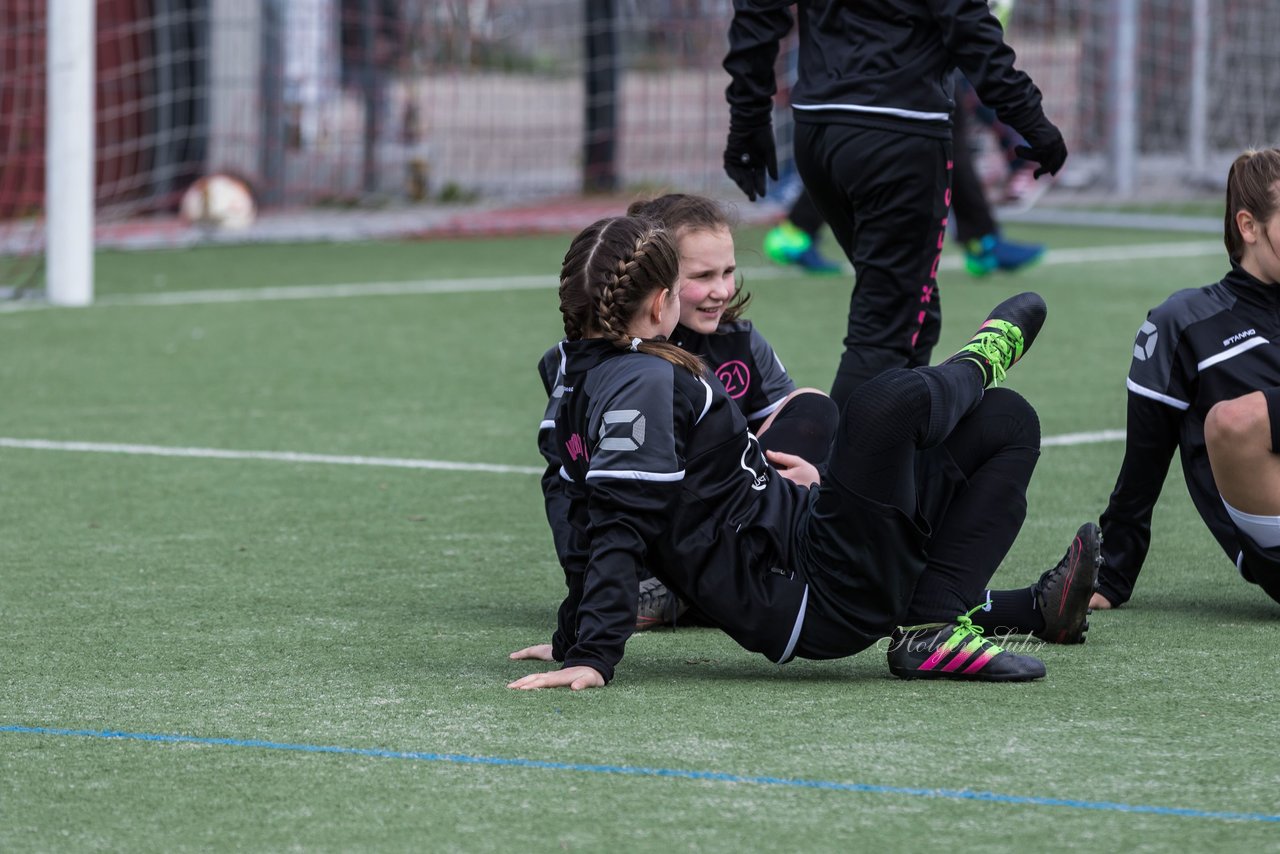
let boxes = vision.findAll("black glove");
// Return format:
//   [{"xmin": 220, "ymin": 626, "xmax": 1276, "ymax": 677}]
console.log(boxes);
[
  {"xmin": 1014, "ymin": 127, "xmax": 1068, "ymax": 179},
  {"xmin": 723, "ymin": 122, "xmax": 778, "ymax": 202}
]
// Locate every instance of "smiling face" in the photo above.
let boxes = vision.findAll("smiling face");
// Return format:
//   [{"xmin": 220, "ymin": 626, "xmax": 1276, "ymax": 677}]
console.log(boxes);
[{"xmin": 675, "ymin": 226, "xmax": 737, "ymax": 335}]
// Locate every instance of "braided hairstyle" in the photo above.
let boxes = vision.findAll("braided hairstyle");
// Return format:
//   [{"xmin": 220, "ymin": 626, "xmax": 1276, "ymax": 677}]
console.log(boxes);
[
  {"xmin": 559, "ymin": 216, "xmax": 705, "ymax": 375},
  {"xmin": 626, "ymin": 193, "xmax": 753, "ymax": 323},
  {"xmin": 1225, "ymin": 148, "xmax": 1280, "ymax": 263}
]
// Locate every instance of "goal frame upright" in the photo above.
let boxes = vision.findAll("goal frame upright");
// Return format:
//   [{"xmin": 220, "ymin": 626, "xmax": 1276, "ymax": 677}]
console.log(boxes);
[{"xmin": 46, "ymin": 0, "xmax": 95, "ymax": 307}]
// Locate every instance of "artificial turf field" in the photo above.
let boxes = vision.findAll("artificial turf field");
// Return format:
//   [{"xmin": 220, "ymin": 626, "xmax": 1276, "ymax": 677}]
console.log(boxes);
[{"xmin": 2, "ymin": 221, "xmax": 1278, "ymax": 851}]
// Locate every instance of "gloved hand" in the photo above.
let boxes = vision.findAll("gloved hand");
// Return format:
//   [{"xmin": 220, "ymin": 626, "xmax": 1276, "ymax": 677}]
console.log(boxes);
[
  {"xmin": 1014, "ymin": 125, "xmax": 1068, "ymax": 178},
  {"xmin": 723, "ymin": 122, "xmax": 778, "ymax": 202}
]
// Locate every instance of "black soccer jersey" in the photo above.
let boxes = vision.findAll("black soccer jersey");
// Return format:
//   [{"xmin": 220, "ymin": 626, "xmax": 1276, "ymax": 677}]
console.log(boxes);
[
  {"xmin": 669, "ymin": 320, "xmax": 796, "ymax": 428},
  {"xmin": 1098, "ymin": 265, "xmax": 1280, "ymax": 605},
  {"xmin": 536, "ymin": 321, "xmax": 796, "ymax": 576},
  {"xmin": 546, "ymin": 339, "xmax": 809, "ymax": 682}
]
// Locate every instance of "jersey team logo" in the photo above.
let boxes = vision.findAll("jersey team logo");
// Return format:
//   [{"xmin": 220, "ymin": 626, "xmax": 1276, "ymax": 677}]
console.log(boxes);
[
  {"xmin": 1133, "ymin": 320, "xmax": 1158, "ymax": 361},
  {"xmin": 739, "ymin": 435, "xmax": 769, "ymax": 491},
  {"xmin": 600, "ymin": 409, "xmax": 646, "ymax": 451},
  {"xmin": 565, "ymin": 433, "xmax": 589, "ymax": 462},
  {"xmin": 716, "ymin": 360, "xmax": 751, "ymax": 399}
]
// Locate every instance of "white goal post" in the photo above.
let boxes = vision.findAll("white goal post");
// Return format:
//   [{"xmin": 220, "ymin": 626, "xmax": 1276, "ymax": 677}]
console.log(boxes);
[
  {"xmin": 45, "ymin": 0, "xmax": 95, "ymax": 306},
  {"xmin": 8, "ymin": 0, "xmax": 1277, "ymax": 302}
]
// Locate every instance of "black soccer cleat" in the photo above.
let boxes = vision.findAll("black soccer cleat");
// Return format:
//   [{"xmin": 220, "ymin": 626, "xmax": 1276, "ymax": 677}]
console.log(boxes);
[
  {"xmin": 887, "ymin": 604, "xmax": 1046, "ymax": 682},
  {"xmin": 1033, "ymin": 522, "xmax": 1103, "ymax": 644},
  {"xmin": 635, "ymin": 576, "xmax": 688, "ymax": 631},
  {"xmin": 944, "ymin": 292, "xmax": 1048, "ymax": 387}
]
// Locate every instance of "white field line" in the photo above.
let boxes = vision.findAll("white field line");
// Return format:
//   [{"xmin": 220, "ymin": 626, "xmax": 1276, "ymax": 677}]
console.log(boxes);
[
  {"xmin": 0, "ymin": 438, "xmax": 542, "ymax": 475},
  {"xmin": 1041, "ymin": 429, "xmax": 1126, "ymax": 447},
  {"xmin": 0, "ymin": 240, "xmax": 1224, "ymax": 313},
  {"xmin": 1, "ymin": 430, "xmax": 1123, "ymax": 473}
]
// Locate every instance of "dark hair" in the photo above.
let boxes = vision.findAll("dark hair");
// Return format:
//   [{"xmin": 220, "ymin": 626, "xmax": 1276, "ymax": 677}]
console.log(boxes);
[
  {"xmin": 1224, "ymin": 148, "xmax": 1280, "ymax": 262},
  {"xmin": 559, "ymin": 216, "xmax": 705, "ymax": 375},
  {"xmin": 626, "ymin": 193, "xmax": 752, "ymax": 324}
]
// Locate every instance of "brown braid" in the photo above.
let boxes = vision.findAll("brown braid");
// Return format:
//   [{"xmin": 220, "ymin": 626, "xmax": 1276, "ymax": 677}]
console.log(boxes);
[{"xmin": 558, "ymin": 216, "xmax": 705, "ymax": 375}]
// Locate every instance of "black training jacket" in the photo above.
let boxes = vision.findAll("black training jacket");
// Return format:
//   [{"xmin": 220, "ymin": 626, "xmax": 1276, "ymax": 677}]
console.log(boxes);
[
  {"xmin": 724, "ymin": 0, "xmax": 1055, "ymax": 142},
  {"xmin": 543, "ymin": 339, "xmax": 810, "ymax": 683},
  {"xmin": 536, "ymin": 321, "xmax": 795, "ymax": 577},
  {"xmin": 1098, "ymin": 265, "xmax": 1280, "ymax": 605}
]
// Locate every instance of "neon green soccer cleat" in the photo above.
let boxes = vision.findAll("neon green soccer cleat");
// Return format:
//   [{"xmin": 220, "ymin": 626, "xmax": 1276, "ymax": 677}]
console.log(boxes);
[{"xmin": 944, "ymin": 291, "xmax": 1047, "ymax": 387}]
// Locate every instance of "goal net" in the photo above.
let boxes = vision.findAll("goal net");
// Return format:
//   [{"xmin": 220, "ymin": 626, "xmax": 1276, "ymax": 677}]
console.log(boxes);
[{"xmin": 4, "ymin": 1, "xmax": 1279, "ymax": 296}]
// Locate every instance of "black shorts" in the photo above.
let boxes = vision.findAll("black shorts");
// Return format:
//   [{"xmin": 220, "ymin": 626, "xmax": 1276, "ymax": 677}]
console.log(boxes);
[{"xmin": 1237, "ymin": 526, "xmax": 1280, "ymax": 596}]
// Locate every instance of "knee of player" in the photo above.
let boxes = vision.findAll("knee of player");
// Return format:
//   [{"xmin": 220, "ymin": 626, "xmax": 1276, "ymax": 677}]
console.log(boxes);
[
  {"xmin": 1205, "ymin": 393, "xmax": 1269, "ymax": 450},
  {"xmin": 982, "ymin": 387, "xmax": 1042, "ymax": 445},
  {"xmin": 781, "ymin": 387, "xmax": 840, "ymax": 433}
]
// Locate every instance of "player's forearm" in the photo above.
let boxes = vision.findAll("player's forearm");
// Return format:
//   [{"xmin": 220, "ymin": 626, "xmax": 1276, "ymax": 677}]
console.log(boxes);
[
  {"xmin": 1096, "ymin": 395, "xmax": 1183, "ymax": 604},
  {"xmin": 723, "ymin": 0, "xmax": 790, "ymax": 123}
]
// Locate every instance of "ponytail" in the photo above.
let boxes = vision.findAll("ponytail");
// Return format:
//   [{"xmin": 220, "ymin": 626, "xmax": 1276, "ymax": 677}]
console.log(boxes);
[{"xmin": 1224, "ymin": 148, "xmax": 1280, "ymax": 262}]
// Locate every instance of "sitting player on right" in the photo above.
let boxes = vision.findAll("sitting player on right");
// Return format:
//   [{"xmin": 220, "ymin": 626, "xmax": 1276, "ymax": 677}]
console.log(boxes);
[{"xmin": 976, "ymin": 148, "xmax": 1280, "ymax": 630}]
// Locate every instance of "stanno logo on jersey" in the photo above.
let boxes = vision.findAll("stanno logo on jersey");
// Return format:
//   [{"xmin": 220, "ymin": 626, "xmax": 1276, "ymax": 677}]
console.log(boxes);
[
  {"xmin": 1133, "ymin": 320, "xmax": 1158, "ymax": 361},
  {"xmin": 600, "ymin": 409, "xmax": 646, "ymax": 452},
  {"xmin": 716, "ymin": 360, "xmax": 751, "ymax": 399},
  {"xmin": 1222, "ymin": 328, "xmax": 1257, "ymax": 348}
]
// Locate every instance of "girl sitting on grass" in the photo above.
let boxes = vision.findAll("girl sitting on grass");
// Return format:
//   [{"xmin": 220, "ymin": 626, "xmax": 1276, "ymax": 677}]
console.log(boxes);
[
  {"xmin": 512, "ymin": 214, "xmax": 1058, "ymax": 688},
  {"xmin": 536, "ymin": 194, "xmax": 838, "ymax": 629}
]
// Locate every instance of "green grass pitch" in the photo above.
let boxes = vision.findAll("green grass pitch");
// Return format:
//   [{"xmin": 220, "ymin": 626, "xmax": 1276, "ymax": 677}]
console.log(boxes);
[{"xmin": 2, "ymin": 222, "xmax": 1278, "ymax": 851}]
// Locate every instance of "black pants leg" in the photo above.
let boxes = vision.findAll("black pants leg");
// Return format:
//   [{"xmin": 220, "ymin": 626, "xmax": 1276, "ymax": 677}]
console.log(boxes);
[
  {"xmin": 950, "ymin": 100, "xmax": 998, "ymax": 244},
  {"xmin": 906, "ymin": 387, "xmax": 1041, "ymax": 623},
  {"xmin": 794, "ymin": 362, "xmax": 997, "ymax": 658},
  {"xmin": 794, "ymin": 121, "xmax": 952, "ymax": 409},
  {"xmin": 787, "ymin": 189, "xmax": 827, "ymax": 238}
]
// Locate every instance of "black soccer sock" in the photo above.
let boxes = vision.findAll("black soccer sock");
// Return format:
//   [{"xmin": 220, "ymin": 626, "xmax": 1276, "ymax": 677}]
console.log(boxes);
[
  {"xmin": 828, "ymin": 364, "xmax": 985, "ymax": 512},
  {"xmin": 971, "ymin": 586, "xmax": 1044, "ymax": 635},
  {"xmin": 913, "ymin": 361, "xmax": 986, "ymax": 448},
  {"xmin": 827, "ymin": 369, "xmax": 928, "ymax": 510}
]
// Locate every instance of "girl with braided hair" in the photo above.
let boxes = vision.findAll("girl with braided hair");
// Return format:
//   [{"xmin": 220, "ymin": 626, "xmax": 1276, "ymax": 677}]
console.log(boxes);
[
  {"xmin": 536, "ymin": 195, "xmax": 839, "ymax": 629},
  {"xmin": 512, "ymin": 214, "xmax": 1069, "ymax": 689}
]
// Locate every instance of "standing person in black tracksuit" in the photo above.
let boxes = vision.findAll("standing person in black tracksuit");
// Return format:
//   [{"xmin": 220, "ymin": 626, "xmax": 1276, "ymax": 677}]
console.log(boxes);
[
  {"xmin": 537, "ymin": 194, "xmax": 839, "ymax": 629},
  {"xmin": 722, "ymin": 0, "xmax": 1067, "ymax": 408},
  {"xmin": 973, "ymin": 149, "xmax": 1280, "ymax": 638},
  {"xmin": 510, "ymin": 214, "xmax": 1074, "ymax": 690}
]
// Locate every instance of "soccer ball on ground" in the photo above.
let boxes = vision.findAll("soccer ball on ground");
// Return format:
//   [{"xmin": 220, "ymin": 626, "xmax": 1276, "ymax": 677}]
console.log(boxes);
[{"xmin": 179, "ymin": 174, "xmax": 256, "ymax": 231}]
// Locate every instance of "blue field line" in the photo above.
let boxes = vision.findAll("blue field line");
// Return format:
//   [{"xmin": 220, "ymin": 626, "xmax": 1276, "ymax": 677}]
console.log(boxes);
[{"xmin": 4, "ymin": 724, "xmax": 1277, "ymax": 824}]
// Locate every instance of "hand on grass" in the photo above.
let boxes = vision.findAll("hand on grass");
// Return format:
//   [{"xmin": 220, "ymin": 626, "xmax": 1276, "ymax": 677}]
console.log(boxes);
[
  {"xmin": 509, "ymin": 643, "xmax": 555, "ymax": 661},
  {"xmin": 767, "ymin": 450, "xmax": 821, "ymax": 488},
  {"xmin": 1088, "ymin": 593, "xmax": 1114, "ymax": 610},
  {"xmin": 508, "ymin": 666, "xmax": 604, "ymax": 691}
]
